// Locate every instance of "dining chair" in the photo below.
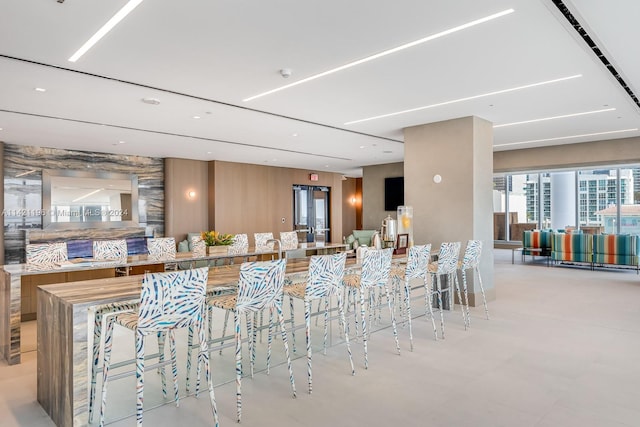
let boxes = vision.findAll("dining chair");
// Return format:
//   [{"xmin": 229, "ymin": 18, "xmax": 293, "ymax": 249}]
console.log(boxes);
[
  {"xmin": 93, "ymin": 239, "xmax": 128, "ymax": 262},
  {"xmin": 25, "ymin": 242, "xmax": 68, "ymax": 266},
  {"xmin": 426, "ymin": 242, "xmax": 462, "ymax": 339},
  {"xmin": 342, "ymin": 247, "xmax": 397, "ymax": 369},
  {"xmin": 457, "ymin": 240, "xmax": 488, "ymax": 325},
  {"xmin": 284, "ymin": 252, "xmax": 354, "ymax": 393},
  {"xmin": 390, "ymin": 244, "xmax": 431, "ymax": 351},
  {"xmin": 207, "ymin": 258, "xmax": 296, "ymax": 422},
  {"xmin": 254, "ymin": 232, "xmax": 274, "ymax": 252},
  {"xmin": 99, "ymin": 267, "xmax": 218, "ymax": 427}
]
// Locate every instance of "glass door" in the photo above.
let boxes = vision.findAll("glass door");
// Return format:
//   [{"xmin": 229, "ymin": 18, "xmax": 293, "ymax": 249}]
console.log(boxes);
[{"xmin": 293, "ymin": 185, "xmax": 330, "ymax": 243}]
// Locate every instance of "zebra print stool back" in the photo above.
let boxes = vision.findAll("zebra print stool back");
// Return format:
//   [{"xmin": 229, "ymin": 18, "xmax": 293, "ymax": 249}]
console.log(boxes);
[
  {"xmin": 279, "ymin": 231, "xmax": 299, "ymax": 251},
  {"xmin": 236, "ymin": 259, "xmax": 286, "ymax": 312},
  {"xmin": 26, "ymin": 242, "xmax": 68, "ymax": 266},
  {"xmin": 461, "ymin": 240, "xmax": 482, "ymax": 270},
  {"xmin": 405, "ymin": 244, "xmax": 432, "ymax": 281},
  {"xmin": 93, "ymin": 239, "xmax": 127, "ymax": 262},
  {"xmin": 436, "ymin": 241, "xmax": 461, "ymax": 275},
  {"xmin": 138, "ymin": 267, "xmax": 209, "ymax": 332},
  {"xmin": 360, "ymin": 248, "xmax": 394, "ymax": 290},
  {"xmin": 228, "ymin": 233, "xmax": 249, "ymax": 255},
  {"xmin": 306, "ymin": 252, "xmax": 347, "ymax": 298},
  {"xmin": 147, "ymin": 237, "xmax": 176, "ymax": 260},
  {"xmin": 190, "ymin": 236, "xmax": 206, "ymax": 258},
  {"xmin": 254, "ymin": 232, "xmax": 274, "ymax": 252}
]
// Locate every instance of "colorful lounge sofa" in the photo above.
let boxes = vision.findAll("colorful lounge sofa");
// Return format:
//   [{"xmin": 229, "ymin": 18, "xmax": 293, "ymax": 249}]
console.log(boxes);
[
  {"xmin": 593, "ymin": 234, "xmax": 640, "ymax": 272},
  {"xmin": 551, "ymin": 232, "xmax": 593, "ymax": 265}
]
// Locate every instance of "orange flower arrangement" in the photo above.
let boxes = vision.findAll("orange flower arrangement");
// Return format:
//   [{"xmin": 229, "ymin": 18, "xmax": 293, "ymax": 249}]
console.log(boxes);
[{"xmin": 201, "ymin": 230, "xmax": 234, "ymax": 246}]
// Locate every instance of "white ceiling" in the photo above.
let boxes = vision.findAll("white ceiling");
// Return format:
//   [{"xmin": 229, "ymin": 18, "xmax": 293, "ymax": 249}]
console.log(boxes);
[{"xmin": 0, "ymin": 0, "xmax": 638, "ymax": 177}]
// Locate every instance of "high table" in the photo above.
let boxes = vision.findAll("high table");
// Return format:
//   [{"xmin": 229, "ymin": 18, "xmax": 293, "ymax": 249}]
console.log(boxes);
[
  {"xmin": 37, "ymin": 257, "xmax": 359, "ymax": 427},
  {"xmin": 0, "ymin": 242, "xmax": 346, "ymax": 366}
]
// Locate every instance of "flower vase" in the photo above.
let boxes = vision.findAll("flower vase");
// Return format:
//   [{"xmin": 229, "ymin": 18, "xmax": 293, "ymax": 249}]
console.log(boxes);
[{"xmin": 207, "ymin": 245, "xmax": 228, "ymax": 256}]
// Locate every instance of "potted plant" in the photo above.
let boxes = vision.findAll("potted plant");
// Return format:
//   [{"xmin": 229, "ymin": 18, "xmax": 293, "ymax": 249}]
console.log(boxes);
[{"xmin": 201, "ymin": 231, "xmax": 234, "ymax": 255}]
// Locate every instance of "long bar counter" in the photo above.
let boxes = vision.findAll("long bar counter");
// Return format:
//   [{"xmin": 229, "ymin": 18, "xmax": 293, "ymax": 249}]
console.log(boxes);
[{"xmin": 0, "ymin": 242, "xmax": 346, "ymax": 366}]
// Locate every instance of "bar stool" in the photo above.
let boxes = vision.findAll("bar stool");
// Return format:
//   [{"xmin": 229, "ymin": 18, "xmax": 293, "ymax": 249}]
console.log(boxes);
[
  {"xmin": 190, "ymin": 235, "xmax": 206, "ymax": 258},
  {"xmin": 279, "ymin": 231, "xmax": 299, "ymax": 251},
  {"xmin": 99, "ymin": 267, "xmax": 218, "ymax": 427},
  {"xmin": 228, "ymin": 233, "xmax": 249, "ymax": 258},
  {"xmin": 147, "ymin": 237, "xmax": 177, "ymax": 270},
  {"xmin": 457, "ymin": 240, "xmax": 488, "ymax": 325},
  {"xmin": 207, "ymin": 259, "xmax": 296, "ymax": 422},
  {"xmin": 254, "ymin": 232, "xmax": 274, "ymax": 252},
  {"xmin": 390, "ymin": 244, "xmax": 431, "ymax": 351},
  {"xmin": 426, "ymin": 242, "xmax": 461, "ymax": 339},
  {"xmin": 147, "ymin": 237, "xmax": 176, "ymax": 260},
  {"xmin": 88, "ymin": 239, "xmax": 136, "ymax": 421},
  {"xmin": 342, "ymin": 248, "xmax": 397, "ymax": 369},
  {"xmin": 284, "ymin": 252, "xmax": 354, "ymax": 393}
]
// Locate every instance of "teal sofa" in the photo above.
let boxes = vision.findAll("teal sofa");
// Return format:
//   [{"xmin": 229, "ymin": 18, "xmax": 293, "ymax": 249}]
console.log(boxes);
[{"xmin": 346, "ymin": 230, "xmax": 377, "ymax": 247}]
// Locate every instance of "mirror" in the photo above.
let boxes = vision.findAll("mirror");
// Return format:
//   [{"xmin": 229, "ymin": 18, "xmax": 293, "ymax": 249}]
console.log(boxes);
[{"xmin": 42, "ymin": 169, "xmax": 139, "ymax": 228}]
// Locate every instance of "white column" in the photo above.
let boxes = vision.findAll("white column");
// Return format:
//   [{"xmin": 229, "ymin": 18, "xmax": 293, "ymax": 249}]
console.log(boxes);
[{"xmin": 550, "ymin": 172, "xmax": 576, "ymax": 229}]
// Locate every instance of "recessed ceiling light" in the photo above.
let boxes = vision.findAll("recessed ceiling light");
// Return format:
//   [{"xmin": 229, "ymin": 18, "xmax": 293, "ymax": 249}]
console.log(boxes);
[
  {"xmin": 292, "ymin": 133, "xmax": 298, "ymax": 137},
  {"xmin": 345, "ymin": 74, "xmax": 582, "ymax": 125},
  {"xmin": 34, "ymin": 87, "xmax": 46, "ymax": 92},
  {"xmin": 494, "ymin": 108, "xmax": 616, "ymax": 128},
  {"xmin": 207, "ymin": 151, "xmax": 212, "ymax": 154},
  {"xmin": 0, "ymin": 128, "xmax": 3, "ymax": 131},
  {"xmin": 68, "ymin": 0, "xmax": 144, "ymax": 62},
  {"xmin": 243, "ymin": 9, "xmax": 514, "ymax": 102},
  {"xmin": 359, "ymin": 145, "xmax": 366, "ymax": 149},
  {"xmin": 495, "ymin": 128, "xmax": 638, "ymax": 147},
  {"xmin": 118, "ymin": 140, "xmax": 126, "ymax": 144},
  {"xmin": 141, "ymin": 97, "xmax": 160, "ymax": 105},
  {"xmin": 324, "ymin": 165, "xmax": 330, "ymax": 168},
  {"xmin": 193, "ymin": 116, "xmax": 201, "ymax": 119}
]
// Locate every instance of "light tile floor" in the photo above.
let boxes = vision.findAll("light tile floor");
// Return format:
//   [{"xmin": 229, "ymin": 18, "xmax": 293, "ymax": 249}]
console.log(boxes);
[{"xmin": 1, "ymin": 249, "xmax": 639, "ymax": 426}]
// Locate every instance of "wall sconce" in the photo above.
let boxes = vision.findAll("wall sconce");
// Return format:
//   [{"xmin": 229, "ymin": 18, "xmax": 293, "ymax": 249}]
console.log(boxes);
[
  {"xmin": 187, "ymin": 190, "xmax": 196, "ymax": 199},
  {"xmin": 350, "ymin": 196, "xmax": 357, "ymax": 205}
]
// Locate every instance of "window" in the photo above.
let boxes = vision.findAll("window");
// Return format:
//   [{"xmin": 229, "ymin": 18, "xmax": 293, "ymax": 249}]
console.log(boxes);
[{"xmin": 495, "ymin": 165, "xmax": 640, "ymax": 239}]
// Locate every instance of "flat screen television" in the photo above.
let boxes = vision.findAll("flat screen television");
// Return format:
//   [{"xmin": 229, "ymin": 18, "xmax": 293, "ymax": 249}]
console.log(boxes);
[{"xmin": 384, "ymin": 177, "xmax": 404, "ymax": 211}]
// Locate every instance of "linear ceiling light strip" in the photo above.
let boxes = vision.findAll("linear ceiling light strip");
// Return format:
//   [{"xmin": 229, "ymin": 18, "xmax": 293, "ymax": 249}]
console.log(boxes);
[
  {"xmin": 68, "ymin": 0, "xmax": 144, "ymax": 62},
  {"xmin": 551, "ymin": 0, "xmax": 640, "ymax": 110},
  {"xmin": 243, "ymin": 9, "xmax": 514, "ymax": 102},
  {"xmin": 493, "ymin": 107, "xmax": 616, "ymax": 128},
  {"xmin": 495, "ymin": 128, "xmax": 638, "ymax": 147},
  {"xmin": 345, "ymin": 74, "xmax": 582, "ymax": 125}
]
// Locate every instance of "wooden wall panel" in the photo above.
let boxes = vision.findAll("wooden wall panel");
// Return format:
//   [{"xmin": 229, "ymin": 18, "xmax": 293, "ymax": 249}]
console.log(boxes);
[
  {"xmin": 342, "ymin": 178, "xmax": 357, "ymax": 238},
  {"xmin": 164, "ymin": 158, "xmax": 208, "ymax": 242},
  {"xmin": 212, "ymin": 161, "xmax": 343, "ymax": 244}
]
